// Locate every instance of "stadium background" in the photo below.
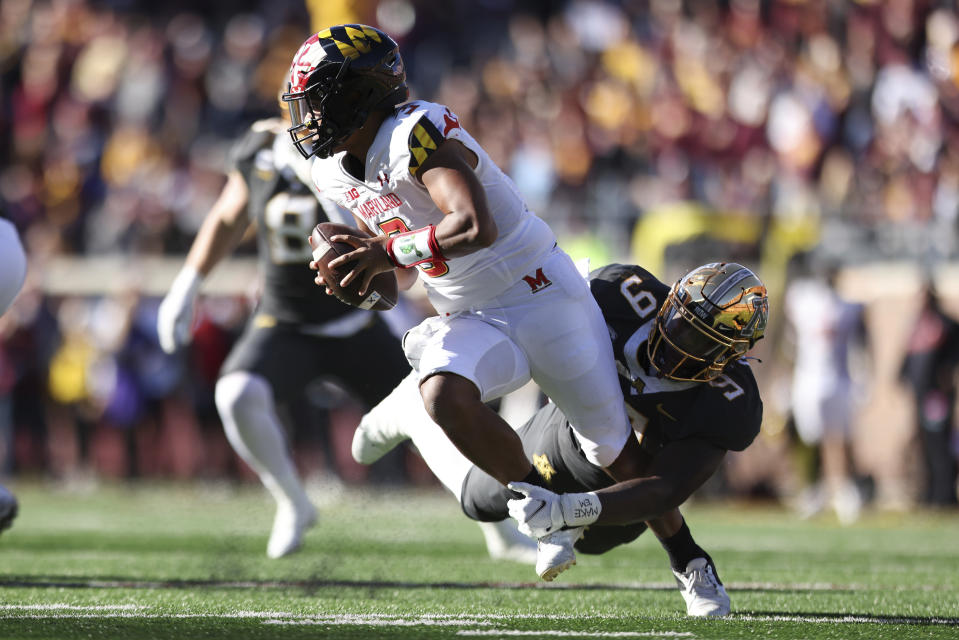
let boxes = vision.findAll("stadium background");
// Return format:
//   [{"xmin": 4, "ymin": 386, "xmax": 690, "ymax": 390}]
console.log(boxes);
[{"xmin": 1, "ymin": 0, "xmax": 957, "ymax": 514}]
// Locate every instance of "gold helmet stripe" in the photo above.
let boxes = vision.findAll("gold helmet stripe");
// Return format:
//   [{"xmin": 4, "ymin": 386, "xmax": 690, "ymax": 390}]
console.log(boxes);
[{"xmin": 707, "ymin": 266, "xmax": 754, "ymax": 307}]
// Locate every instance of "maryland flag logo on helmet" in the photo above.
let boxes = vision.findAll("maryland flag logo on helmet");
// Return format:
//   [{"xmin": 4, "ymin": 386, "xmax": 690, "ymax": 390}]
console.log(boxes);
[{"xmin": 316, "ymin": 25, "xmax": 384, "ymax": 61}]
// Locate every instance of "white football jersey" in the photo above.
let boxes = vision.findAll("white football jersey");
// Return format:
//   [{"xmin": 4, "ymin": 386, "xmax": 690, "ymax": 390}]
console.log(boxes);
[{"xmin": 310, "ymin": 100, "xmax": 556, "ymax": 312}]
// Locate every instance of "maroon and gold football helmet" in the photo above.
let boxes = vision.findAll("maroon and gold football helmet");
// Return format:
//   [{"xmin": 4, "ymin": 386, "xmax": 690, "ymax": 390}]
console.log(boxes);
[{"xmin": 648, "ymin": 262, "xmax": 768, "ymax": 382}]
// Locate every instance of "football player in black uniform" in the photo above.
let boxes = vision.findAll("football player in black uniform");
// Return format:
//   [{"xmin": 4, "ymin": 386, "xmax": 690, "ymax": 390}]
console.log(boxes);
[
  {"xmin": 354, "ymin": 262, "xmax": 768, "ymax": 616},
  {"xmin": 157, "ymin": 116, "xmax": 411, "ymax": 558}
]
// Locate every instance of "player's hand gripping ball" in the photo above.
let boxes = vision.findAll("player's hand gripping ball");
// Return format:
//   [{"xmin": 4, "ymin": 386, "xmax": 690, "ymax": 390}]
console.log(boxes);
[{"xmin": 310, "ymin": 222, "xmax": 398, "ymax": 310}]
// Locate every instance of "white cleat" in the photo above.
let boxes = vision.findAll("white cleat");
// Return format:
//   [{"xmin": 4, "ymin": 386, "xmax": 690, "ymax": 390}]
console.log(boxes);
[
  {"xmin": 266, "ymin": 500, "xmax": 317, "ymax": 559},
  {"xmin": 672, "ymin": 557, "xmax": 730, "ymax": 617},
  {"xmin": 831, "ymin": 481, "xmax": 863, "ymax": 526},
  {"xmin": 535, "ymin": 526, "xmax": 584, "ymax": 582},
  {"xmin": 478, "ymin": 520, "xmax": 537, "ymax": 565},
  {"xmin": 351, "ymin": 416, "xmax": 410, "ymax": 465},
  {"xmin": 351, "ymin": 374, "xmax": 420, "ymax": 465}
]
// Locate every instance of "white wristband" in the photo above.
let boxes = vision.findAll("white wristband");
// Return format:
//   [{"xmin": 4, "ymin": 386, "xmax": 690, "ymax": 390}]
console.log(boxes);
[
  {"xmin": 559, "ymin": 491, "xmax": 602, "ymax": 527},
  {"xmin": 386, "ymin": 225, "xmax": 444, "ymax": 268}
]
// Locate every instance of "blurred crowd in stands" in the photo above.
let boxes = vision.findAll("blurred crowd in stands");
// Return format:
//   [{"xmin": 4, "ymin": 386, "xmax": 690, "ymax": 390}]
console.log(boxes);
[{"xmin": 1, "ymin": 0, "xmax": 958, "ymax": 512}]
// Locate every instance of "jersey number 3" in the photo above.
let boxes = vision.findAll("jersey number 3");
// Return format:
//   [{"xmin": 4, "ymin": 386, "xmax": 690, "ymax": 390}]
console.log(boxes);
[{"xmin": 378, "ymin": 217, "xmax": 449, "ymax": 277}]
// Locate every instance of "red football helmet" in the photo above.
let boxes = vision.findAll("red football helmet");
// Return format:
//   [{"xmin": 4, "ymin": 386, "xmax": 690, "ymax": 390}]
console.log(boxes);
[{"xmin": 282, "ymin": 25, "xmax": 408, "ymax": 159}]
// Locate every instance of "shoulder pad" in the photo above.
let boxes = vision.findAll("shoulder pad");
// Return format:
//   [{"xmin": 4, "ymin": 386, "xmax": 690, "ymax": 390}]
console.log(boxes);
[
  {"xmin": 589, "ymin": 263, "xmax": 664, "ymax": 296},
  {"xmin": 229, "ymin": 120, "xmax": 282, "ymax": 170},
  {"xmin": 407, "ymin": 114, "xmax": 446, "ymax": 178}
]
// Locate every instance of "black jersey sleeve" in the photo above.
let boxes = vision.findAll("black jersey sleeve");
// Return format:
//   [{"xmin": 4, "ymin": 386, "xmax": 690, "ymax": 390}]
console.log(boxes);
[
  {"xmin": 227, "ymin": 121, "xmax": 278, "ymax": 176},
  {"xmin": 685, "ymin": 359, "xmax": 763, "ymax": 451}
]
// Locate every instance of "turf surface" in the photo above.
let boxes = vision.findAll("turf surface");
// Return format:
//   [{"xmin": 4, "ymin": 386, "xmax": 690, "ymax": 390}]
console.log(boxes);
[{"xmin": 0, "ymin": 481, "xmax": 956, "ymax": 639}]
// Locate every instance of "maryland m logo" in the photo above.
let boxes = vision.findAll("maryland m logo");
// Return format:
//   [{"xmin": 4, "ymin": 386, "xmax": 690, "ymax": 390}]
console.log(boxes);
[{"xmin": 522, "ymin": 268, "xmax": 552, "ymax": 293}]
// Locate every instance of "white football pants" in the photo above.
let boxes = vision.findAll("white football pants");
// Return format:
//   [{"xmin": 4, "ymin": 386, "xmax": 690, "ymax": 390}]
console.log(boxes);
[{"xmin": 403, "ymin": 248, "xmax": 630, "ymax": 468}]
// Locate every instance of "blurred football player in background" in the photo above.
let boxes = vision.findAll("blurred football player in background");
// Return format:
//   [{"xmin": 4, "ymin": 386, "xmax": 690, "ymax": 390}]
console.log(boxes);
[
  {"xmin": 900, "ymin": 279, "xmax": 959, "ymax": 507},
  {"xmin": 784, "ymin": 260, "xmax": 870, "ymax": 524},
  {"xmin": 0, "ymin": 216, "xmax": 28, "ymax": 534},
  {"xmin": 156, "ymin": 106, "xmax": 412, "ymax": 558},
  {"xmin": 286, "ymin": 25, "xmax": 646, "ymax": 568},
  {"xmin": 355, "ymin": 262, "xmax": 768, "ymax": 617}
]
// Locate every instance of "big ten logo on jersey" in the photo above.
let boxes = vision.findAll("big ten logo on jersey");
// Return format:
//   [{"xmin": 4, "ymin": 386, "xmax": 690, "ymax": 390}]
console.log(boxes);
[
  {"xmin": 264, "ymin": 193, "xmax": 318, "ymax": 264},
  {"xmin": 346, "ymin": 188, "xmax": 360, "ymax": 202}
]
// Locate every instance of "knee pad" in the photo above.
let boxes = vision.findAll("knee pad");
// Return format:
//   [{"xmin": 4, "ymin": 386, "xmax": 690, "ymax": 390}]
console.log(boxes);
[
  {"xmin": 403, "ymin": 315, "xmax": 530, "ymax": 403},
  {"xmin": 460, "ymin": 466, "xmax": 512, "ymax": 522}
]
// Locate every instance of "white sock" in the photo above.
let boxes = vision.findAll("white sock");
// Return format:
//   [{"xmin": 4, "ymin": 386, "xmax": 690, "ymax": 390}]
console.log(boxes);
[
  {"xmin": 215, "ymin": 371, "xmax": 310, "ymax": 509},
  {"xmin": 360, "ymin": 371, "xmax": 474, "ymax": 499}
]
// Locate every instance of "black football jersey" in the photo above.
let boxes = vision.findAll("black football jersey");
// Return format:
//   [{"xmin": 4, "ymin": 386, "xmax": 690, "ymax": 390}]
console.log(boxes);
[
  {"xmin": 230, "ymin": 119, "xmax": 355, "ymax": 324},
  {"xmin": 588, "ymin": 264, "xmax": 763, "ymax": 453}
]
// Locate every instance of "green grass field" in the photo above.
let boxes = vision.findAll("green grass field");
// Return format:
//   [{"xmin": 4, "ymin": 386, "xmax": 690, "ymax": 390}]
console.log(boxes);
[{"xmin": 0, "ymin": 480, "xmax": 956, "ymax": 639}]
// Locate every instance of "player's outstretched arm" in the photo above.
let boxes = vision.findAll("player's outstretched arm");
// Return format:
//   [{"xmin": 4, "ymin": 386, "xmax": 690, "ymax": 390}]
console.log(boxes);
[
  {"xmin": 507, "ymin": 438, "xmax": 726, "ymax": 535},
  {"xmin": 157, "ymin": 171, "xmax": 251, "ymax": 353},
  {"xmin": 592, "ymin": 439, "xmax": 726, "ymax": 526}
]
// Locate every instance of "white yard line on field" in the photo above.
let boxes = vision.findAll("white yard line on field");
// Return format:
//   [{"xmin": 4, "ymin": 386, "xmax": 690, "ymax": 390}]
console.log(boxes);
[
  {"xmin": 4, "ymin": 608, "xmax": 957, "ymax": 628},
  {"xmin": 0, "ymin": 604, "xmax": 143, "ymax": 611},
  {"xmin": 458, "ymin": 632, "xmax": 694, "ymax": 638},
  {"xmin": 2, "ymin": 577, "xmax": 933, "ymax": 592},
  {"xmin": 735, "ymin": 613, "xmax": 959, "ymax": 625}
]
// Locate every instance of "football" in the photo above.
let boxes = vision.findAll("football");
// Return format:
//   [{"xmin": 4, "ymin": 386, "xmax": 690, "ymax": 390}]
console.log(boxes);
[{"xmin": 310, "ymin": 222, "xmax": 398, "ymax": 311}]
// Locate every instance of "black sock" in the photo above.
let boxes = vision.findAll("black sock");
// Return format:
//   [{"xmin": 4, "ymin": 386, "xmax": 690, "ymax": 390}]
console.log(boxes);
[
  {"xmin": 660, "ymin": 520, "xmax": 709, "ymax": 573},
  {"xmin": 509, "ymin": 467, "xmax": 546, "ymax": 499}
]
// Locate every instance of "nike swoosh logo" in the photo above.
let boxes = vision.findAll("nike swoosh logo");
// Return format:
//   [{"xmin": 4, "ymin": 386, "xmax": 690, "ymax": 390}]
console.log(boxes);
[{"xmin": 656, "ymin": 403, "xmax": 677, "ymax": 421}]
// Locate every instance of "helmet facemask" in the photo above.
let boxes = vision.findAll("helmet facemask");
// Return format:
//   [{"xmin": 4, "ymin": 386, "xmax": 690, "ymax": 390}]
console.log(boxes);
[
  {"xmin": 647, "ymin": 263, "xmax": 768, "ymax": 382},
  {"xmin": 283, "ymin": 60, "xmax": 367, "ymax": 159}
]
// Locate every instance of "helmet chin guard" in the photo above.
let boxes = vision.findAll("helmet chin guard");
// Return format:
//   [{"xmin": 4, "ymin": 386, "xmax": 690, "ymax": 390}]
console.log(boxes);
[
  {"xmin": 648, "ymin": 262, "xmax": 768, "ymax": 382},
  {"xmin": 282, "ymin": 25, "xmax": 408, "ymax": 160}
]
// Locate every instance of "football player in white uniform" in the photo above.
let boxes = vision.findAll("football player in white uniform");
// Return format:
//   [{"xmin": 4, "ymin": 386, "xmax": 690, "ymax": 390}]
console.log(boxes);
[
  {"xmin": 157, "ymin": 110, "xmax": 534, "ymax": 563},
  {"xmin": 0, "ymin": 217, "xmax": 27, "ymax": 534},
  {"xmin": 283, "ymin": 24, "xmax": 646, "ymax": 573}
]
